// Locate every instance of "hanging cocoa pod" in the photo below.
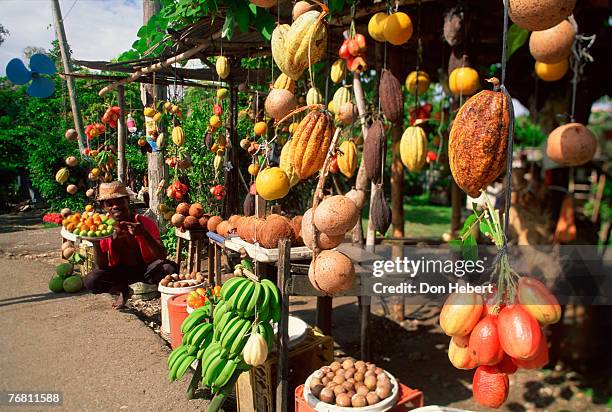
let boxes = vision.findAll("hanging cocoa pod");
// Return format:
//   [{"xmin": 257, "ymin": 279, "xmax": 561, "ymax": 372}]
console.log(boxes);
[
  {"xmin": 363, "ymin": 120, "xmax": 385, "ymax": 183},
  {"xmin": 379, "ymin": 69, "xmax": 404, "ymax": 124},
  {"xmin": 371, "ymin": 185, "xmax": 391, "ymax": 235}
]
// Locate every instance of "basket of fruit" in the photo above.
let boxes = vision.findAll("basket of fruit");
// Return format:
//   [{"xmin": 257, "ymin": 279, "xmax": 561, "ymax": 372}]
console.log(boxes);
[{"xmin": 303, "ymin": 359, "xmax": 399, "ymax": 411}]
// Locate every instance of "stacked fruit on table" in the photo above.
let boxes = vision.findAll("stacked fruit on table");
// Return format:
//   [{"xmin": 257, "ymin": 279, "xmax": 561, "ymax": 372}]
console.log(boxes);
[
  {"xmin": 62, "ymin": 206, "xmax": 116, "ymax": 238},
  {"xmin": 159, "ymin": 271, "xmax": 205, "ymax": 288},
  {"xmin": 441, "ymin": 277, "xmax": 561, "ymax": 409},
  {"xmin": 167, "ymin": 261, "xmax": 280, "ymax": 408},
  {"xmin": 308, "ymin": 358, "xmax": 395, "ymax": 407},
  {"xmin": 169, "ymin": 202, "xmax": 209, "ymax": 231}
]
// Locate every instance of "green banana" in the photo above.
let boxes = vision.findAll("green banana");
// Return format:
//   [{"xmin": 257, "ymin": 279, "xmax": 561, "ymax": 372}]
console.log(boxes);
[
  {"xmin": 227, "ymin": 279, "xmax": 250, "ymax": 312},
  {"xmin": 262, "ymin": 279, "xmax": 281, "ymax": 322},
  {"xmin": 189, "ymin": 323, "xmax": 213, "ymax": 348},
  {"xmin": 222, "ymin": 318, "xmax": 249, "ymax": 350},
  {"xmin": 241, "ymin": 258, "xmax": 254, "ymax": 272},
  {"xmin": 214, "ymin": 311, "xmax": 234, "ymax": 341},
  {"xmin": 229, "ymin": 320, "xmax": 253, "ymax": 357},
  {"xmin": 245, "ymin": 281, "xmax": 262, "ymax": 318},
  {"xmin": 167, "ymin": 345, "xmax": 187, "ymax": 369},
  {"xmin": 236, "ymin": 280, "xmax": 255, "ymax": 316},
  {"xmin": 212, "ymin": 301, "xmax": 228, "ymax": 328},
  {"xmin": 183, "ymin": 322, "xmax": 209, "ymax": 346},
  {"xmin": 220, "ymin": 276, "xmax": 242, "ymax": 300},
  {"xmin": 168, "ymin": 352, "xmax": 187, "ymax": 381},
  {"xmin": 200, "ymin": 342, "xmax": 222, "ymax": 369},
  {"xmin": 258, "ymin": 282, "xmax": 271, "ymax": 321},
  {"xmin": 219, "ymin": 316, "xmax": 241, "ymax": 345},
  {"xmin": 175, "ymin": 355, "xmax": 197, "ymax": 381},
  {"xmin": 197, "ymin": 347, "xmax": 206, "ymax": 359},
  {"xmin": 181, "ymin": 307, "xmax": 209, "ymax": 334},
  {"xmin": 213, "ymin": 357, "xmax": 238, "ymax": 389},
  {"xmin": 259, "ymin": 321, "xmax": 275, "ymax": 350},
  {"xmin": 221, "ymin": 276, "xmax": 247, "ymax": 302},
  {"xmin": 203, "ymin": 353, "xmax": 226, "ymax": 387}
]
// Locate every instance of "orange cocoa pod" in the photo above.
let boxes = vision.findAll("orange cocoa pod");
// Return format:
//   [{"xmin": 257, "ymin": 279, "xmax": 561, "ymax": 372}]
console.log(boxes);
[
  {"xmin": 518, "ymin": 276, "xmax": 561, "ymax": 325},
  {"xmin": 439, "ymin": 292, "xmax": 483, "ymax": 337}
]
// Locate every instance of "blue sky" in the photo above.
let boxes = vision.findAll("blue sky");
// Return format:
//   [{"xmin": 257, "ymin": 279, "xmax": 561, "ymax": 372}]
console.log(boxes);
[{"xmin": 0, "ymin": 0, "xmax": 142, "ymax": 75}]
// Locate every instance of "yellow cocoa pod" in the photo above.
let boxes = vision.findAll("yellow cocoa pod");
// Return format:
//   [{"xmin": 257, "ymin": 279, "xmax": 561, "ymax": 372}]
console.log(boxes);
[
  {"xmin": 279, "ymin": 140, "xmax": 300, "ymax": 187},
  {"xmin": 332, "ymin": 86, "xmax": 351, "ymax": 115},
  {"xmin": 337, "ymin": 140, "xmax": 358, "ymax": 178},
  {"xmin": 171, "ymin": 126, "xmax": 185, "ymax": 146},
  {"xmin": 55, "ymin": 167, "xmax": 70, "ymax": 184},
  {"xmin": 400, "ymin": 126, "xmax": 428, "ymax": 172},
  {"xmin": 273, "ymin": 73, "xmax": 296, "ymax": 93},
  {"xmin": 216, "ymin": 56, "xmax": 230, "ymax": 79},
  {"xmin": 330, "ymin": 59, "xmax": 346, "ymax": 84},
  {"xmin": 306, "ymin": 87, "xmax": 323, "ymax": 106}
]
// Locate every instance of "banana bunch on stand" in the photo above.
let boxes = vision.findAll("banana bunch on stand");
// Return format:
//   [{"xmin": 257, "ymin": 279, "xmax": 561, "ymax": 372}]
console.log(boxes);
[{"xmin": 167, "ymin": 258, "xmax": 281, "ymax": 411}]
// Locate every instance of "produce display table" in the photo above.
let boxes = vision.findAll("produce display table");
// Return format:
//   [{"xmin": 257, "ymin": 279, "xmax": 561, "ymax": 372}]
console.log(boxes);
[{"xmin": 174, "ymin": 228, "xmax": 208, "ymax": 275}]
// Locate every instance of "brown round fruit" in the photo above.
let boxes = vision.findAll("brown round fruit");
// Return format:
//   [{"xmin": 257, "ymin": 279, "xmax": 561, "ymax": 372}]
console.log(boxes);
[
  {"xmin": 332, "ymin": 375, "xmax": 345, "ymax": 385},
  {"xmin": 344, "ymin": 367, "xmax": 356, "ymax": 379},
  {"xmin": 342, "ymin": 359, "xmax": 355, "ymax": 370},
  {"xmin": 189, "ymin": 203, "xmax": 203, "ymax": 218},
  {"xmin": 326, "ymin": 371, "xmax": 335, "ymax": 380},
  {"xmin": 352, "ymin": 394, "xmax": 368, "ymax": 407},
  {"xmin": 330, "ymin": 361, "xmax": 342, "ymax": 372},
  {"xmin": 198, "ymin": 216, "xmax": 209, "ymax": 228},
  {"xmin": 308, "ymin": 250, "xmax": 356, "ymax": 295},
  {"xmin": 310, "ymin": 378, "xmax": 322, "ymax": 389},
  {"xmin": 264, "ymin": 88, "xmax": 297, "ymax": 121},
  {"xmin": 313, "ymin": 195, "xmax": 359, "ymax": 236},
  {"xmin": 342, "ymin": 381, "xmax": 354, "ymax": 392},
  {"xmin": 176, "ymin": 202, "xmax": 190, "ymax": 216},
  {"xmin": 354, "ymin": 372, "xmax": 365, "ymax": 382},
  {"xmin": 364, "ymin": 375, "xmax": 377, "ymax": 390},
  {"xmin": 335, "ymin": 393, "xmax": 351, "ymax": 407},
  {"xmin": 356, "ymin": 384, "xmax": 369, "ymax": 397},
  {"xmin": 311, "ymin": 384, "xmax": 324, "ymax": 398},
  {"xmin": 183, "ymin": 215, "xmax": 200, "ymax": 230},
  {"xmin": 216, "ymin": 220, "xmax": 229, "ymax": 236},
  {"xmin": 321, "ymin": 377, "xmax": 330, "ymax": 385},
  {"xmin": 333, "ymin": 385, "xmax": 346, "ymax": 396},
  {"xmin": 207, "ymin": 216, "xmax": 223, "ymax": 232},
  {"xmin": 366, "ymin": 392, "xmax": 381, "ymax": 405},
  {"xmin": 319, "ymin": 387, "xmax": 335, "ymax": 404},
  {"xmin": 171, "ymin": 213, "xmax": 186, "ymax": 228},
  {"xmin": 375, "ymin": 382, "xmax": 392, "ymax": 399},
  {"xmin": 301, "ymin": 209, "xmax": 344, "ymax": 251},
  {"xmin": 257, "ymin": 215, "xmax": 294, "ymax": 248},
  {"xmin": 529, "ymin": 19, "xmax": 575, "ymax": 63},
  {"xmin": 354, "ymin": 360, "xmax": 366, "ymax": 370}
]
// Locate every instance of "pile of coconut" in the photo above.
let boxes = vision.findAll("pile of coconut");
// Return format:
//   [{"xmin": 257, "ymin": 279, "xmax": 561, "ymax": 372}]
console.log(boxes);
[
  {"xmin": 304, "ymin": 194, "xmax": 361, "ymax": 295},
  {"xmin": 170, "ymin": 202, "xmax": 209, "ymax": 231}
]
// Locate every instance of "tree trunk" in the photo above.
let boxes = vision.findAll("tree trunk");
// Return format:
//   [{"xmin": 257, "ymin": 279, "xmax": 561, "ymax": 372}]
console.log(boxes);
[{"xmin": 142, "ymin": 0, "xmax": 167, "ymax": 223}]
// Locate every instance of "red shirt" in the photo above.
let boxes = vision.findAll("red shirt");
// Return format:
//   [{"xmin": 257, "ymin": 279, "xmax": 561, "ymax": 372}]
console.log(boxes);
[{"xmin": 99, "ymin": 215, "xmax": 161, "ymax": 267}]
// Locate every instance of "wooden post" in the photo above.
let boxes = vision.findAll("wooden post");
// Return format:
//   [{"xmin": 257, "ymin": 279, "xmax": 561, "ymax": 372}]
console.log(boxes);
[
  {"xmin": 315, "ymin": 297, "xmax": 332, "ymax": 335},
  {"xmin": 276, "ymin": 238, "xmax": 291, "ymax": 412},
  {"xmin": 50, "ymin": 0, "xmax": 87, "ymax": 154},
  {"xmin": 222, "ymin": 83, "xmax": 241, "ymax": 218},
  {"xmin": 142, "ymin": 0, "xmax": 167, "ymax": 223},
  {"xmin": 117, "ymin": 85, "xmax": 127, "ymax": 183}
]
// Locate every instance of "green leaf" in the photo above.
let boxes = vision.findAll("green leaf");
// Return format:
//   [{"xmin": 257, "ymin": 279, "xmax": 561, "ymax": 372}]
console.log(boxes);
[
  {"xmin": 480, "ymin": 220, "xmax": 492, "ymax": 237},
  {"xmin": 462, "ymin": 234, "xmax": 479, "ymax": 262},
  {"xmin": 235, "ymin": 1, "xmax": 250, "ymax": 33},
  {"xmin": 136, "ymin": 25, "xmax": 148, "ymax": 38},
  {"xmin": 329, "ymin": 0, "xmax": 345, "ymax": 13},
  {"xmin": 222, "ymin": 13, "xmax": 235, "ymax": 40},
  {"xmin": 506, "ymin": 24, "xmax": 529, "ymax": 60},
  {"xmin": 460, "ymin": 215, "xmax": 477, "ymax": 237},
  {"xmin": 254, "ymin": 10, "xmax": 275, "ymax": 41}
]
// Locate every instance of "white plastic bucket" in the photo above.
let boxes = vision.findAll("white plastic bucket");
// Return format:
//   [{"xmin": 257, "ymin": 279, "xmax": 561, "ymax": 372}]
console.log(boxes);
[{"xmin": 158, "ymin": 281, "xmax": 203, "ymax": 335}]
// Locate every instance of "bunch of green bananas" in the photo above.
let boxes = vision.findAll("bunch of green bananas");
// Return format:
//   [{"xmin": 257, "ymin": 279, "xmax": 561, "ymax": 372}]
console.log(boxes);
[{"xmin": 166, "ymin": 272, "xmax": 282, "ymax": 397}]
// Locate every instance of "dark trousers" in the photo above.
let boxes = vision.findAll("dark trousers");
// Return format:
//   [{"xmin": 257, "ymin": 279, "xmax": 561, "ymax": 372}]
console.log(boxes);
[{"xmin": 84, "ymin": 259, "xmax": 178, "ymax": 294}]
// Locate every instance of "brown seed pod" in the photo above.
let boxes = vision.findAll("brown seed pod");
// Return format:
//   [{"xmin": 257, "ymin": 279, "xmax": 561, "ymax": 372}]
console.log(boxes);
[
  {"xmin": 370, "ymin": 185, "xmax": 392, "ymax": 235},
  {"xmin": 363, "ymin": 120, "xmax": 385, "ymax": 183},
  {"xmin": 449, "ymin": 83, "xmax": 509, "ymax": 197},
  {"xmin": 443, "ymin": 7, "xmax": 467, "ymax": 46},
  {"xmin": 379, "ymin": 69, "xmax": 404, "ymax": 124},
  {"xmin": 290, "ymin": 110, "xmax": 334, "ymax": 179}
]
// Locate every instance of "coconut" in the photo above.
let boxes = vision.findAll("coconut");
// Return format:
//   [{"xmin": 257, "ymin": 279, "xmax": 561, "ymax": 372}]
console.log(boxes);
[
  {"xmin": 189, "ymin": 203, "xmax": 204, "ymax": 218},
  {"xmin": 216, "ymin": 220, "xmax": 230, "ymax": 236},
  {"xmin": 60, "ymin": 208, "xmax": 72, "ymax": 218},
  {"xmin": 171, "ymin": 214, "xmax": 185, "ymax": 228},
  {"xmin": 243, "ymin": 217, "xmax": 266, "ymax": 244},
  {"xmin": 265, "ymin": 89, "xmax": 297, "ymax": 121},
  {"xmin": 546, "ymin": 123, "xmax": 597, "ymax": 166},
  {"xmin": 508, "ymin": 0, "xmax": 575, "ymax": 31},
  {"xmin": 290, "ymin": 215, "xmax": 304, "ymax": 246},
  {"xmin": 308, "ymin": 250, "xmax": 355, "ymax": 294},
  {"xmin": 345, "ymin": 189, "xmax": 365, "ymax": 210},
  {"xmin": 65, "ymin": 156, "xmax": 78, "ymax": 167},
  {"xmin": 228, "ymin": 214, "xmax": 242, "ymax": 226},
  {"xmin": 198, "ymin": 216, "xmax": 209, "ymax": 229},
  {"xmin": 176, "ymin": 202, "xmax": 191, "ymax": 216},
  {"xmin": 86, "ymin": 188, "xmax": 95, "ymax": 198},
  {"xmin": 302, "ymin": 209, "xmax": 345, "ymax": 251},
  {"xmin": 61, "ymin": 240, "xmax": 74, "ymax": 251},
  {"xmin": 207, "ymin": 216, "xmax": 223, "ymax": 232},
  {"xmin": 529, "ymin": 19, "xmax": 575, "ymax": 64},
  {"xmin": 62, "ymin": 247, "xmax": 75, "ymax": 260},
  {"xmin": 183, "ymin": 216, "xmax": 200, "ymax": 230},
  {"xmin": 257, "ymin": 215, "xmax": 293, "ymax": 248},
  {"xmin": 293, "ymin": 1, "xmax": 317, "ymax": 21},
  {"xmin": 313, "ymin": 196, "xmax": 360, "ymax": 236}
]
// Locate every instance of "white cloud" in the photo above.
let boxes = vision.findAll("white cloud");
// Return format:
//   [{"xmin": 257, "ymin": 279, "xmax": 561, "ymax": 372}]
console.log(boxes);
[{"xmin": 0, "ymin": 0, "xmax": 142, "ymax": 75}]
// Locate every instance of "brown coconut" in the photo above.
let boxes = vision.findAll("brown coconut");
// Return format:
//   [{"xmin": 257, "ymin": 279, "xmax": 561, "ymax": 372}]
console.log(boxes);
[
  {"xmin": 207, "ymin": 215, "xmax": 223, "ymax": 232},
  {"xmin": 183, "ymin": 216, "xmax": 200, "ymax": 230},
  {"xmin": 228, "ymin": 214, "xmax": 242, "ymax": 226},
  {"xmin": 257, "ymin": 215, "xmax": 294, "ymax": 248},
  {"xmin": 198, "ymin": 216, "xmax": 209, "ymax": 229},
  {"xmin": 529, "ymin": 19, "xmax": 575, "ymax": 64},
  {"xmin": 176, "ymin": 202, "xmax": 191, "ymax": 216},
  {"xmin": 508, "ymin": 0, "xmax": 576, "ymax": 31},
  {"xmin": 216, "ymin": 220, "xmax": 230, "ymax": 236},
  {"xmin": 290, "ymin": 215, "xmax": 304, "ymax": 246},
  {"xmin": 171, "ymin": 213, "xmax": 186, "ymax": 228},
  {"xmin": 313, "ymin": 196, "xmax": 359, "ymax": 236},
  {"xmin": 345, "ymin": 189, "xmax": 365, "ymax": 210},
  {"xmin": 302, "ymin": 209, "xmax": 345, "ymax": 251},
  {"xmin": 308, "ymin": 250, "xmax": 355, "ymax": 294},
  {"xmin": 244, "ymin": 217, "xmax": 266, "ymax": 244},
  {"xmin": 546, "ymin": 123, "xmax": 597, "ymax": 166},
  {"xmin": 293, "ymin": 1, "xmax": 317, "ymax": 21},
  {"xmin": 265, "ymin": 88, "xmax": 297, "ymax": 121},
  {"xmin": 189, "ymin": 203, "xmax": 204, "ymax": 218}
]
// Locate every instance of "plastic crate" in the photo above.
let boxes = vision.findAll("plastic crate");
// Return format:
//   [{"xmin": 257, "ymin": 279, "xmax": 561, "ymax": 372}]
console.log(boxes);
[
  {"xmin": 236, "ymin": 328, "xmax": 334, "ymax": 412},
  {"xmin": 294, "ymin": 381, "xmax": 424, "ymax": 411}
]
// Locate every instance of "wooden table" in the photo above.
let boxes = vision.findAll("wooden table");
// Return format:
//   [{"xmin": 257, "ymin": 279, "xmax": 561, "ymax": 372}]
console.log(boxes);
[{"xmin": 175, "ymin": 229, "xmax": 208, "ymax": 275}]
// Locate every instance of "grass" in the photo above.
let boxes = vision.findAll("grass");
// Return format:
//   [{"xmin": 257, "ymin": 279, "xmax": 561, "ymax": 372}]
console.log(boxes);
[{"xmin": 363, "ymin": 194, "xmax": 452, "ymax": 239}]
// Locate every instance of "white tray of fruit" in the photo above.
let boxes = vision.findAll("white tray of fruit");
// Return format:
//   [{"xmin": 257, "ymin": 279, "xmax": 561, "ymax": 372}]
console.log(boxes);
[
  {"xmin": 158, "ymin": 272, "xmax": 205, "ymax": 294},
  {"xmin": 303, "ymin": 359, "xmax": 399, "ymax": 411},
  {"xmin": 61, "ymin": 209, "xmax": 116, "ymax": 241}
]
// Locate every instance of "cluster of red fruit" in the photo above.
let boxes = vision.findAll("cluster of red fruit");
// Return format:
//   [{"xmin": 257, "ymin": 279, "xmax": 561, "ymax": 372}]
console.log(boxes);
[
  {"xmin": 338, "ymin": 33, "xmax": 367, "ymax": 73},
  {"xmin": 408, "ymin": 103, "xmax": 433, "ymax": 126},
  {"xmin": 441, "ymin": 277, "xmax": 561, "ymax": 409},
  {"xmin": 210, "ymin": 184, "xmax": 225, "ymax": 201},
  {"xmin": 85, "ymin": 123, "xmax": 106, "ymax": 140},
  {"xmin": 42, "ymin": 213, "xmax": 63, "ymax": 225},
  {"xmin": 213, "ymin": 103, "xmax": 223, "ymax": 116},
  {"xmin": 167, "ymin": 180, "xmax": 189, "ymax": 201},
  {"xmin": 101, "ymin": 106, "xmax": 121, "ymax": 129}
]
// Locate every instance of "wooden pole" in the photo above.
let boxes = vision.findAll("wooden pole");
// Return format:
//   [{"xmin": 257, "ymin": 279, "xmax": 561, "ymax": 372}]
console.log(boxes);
[
  {"xmin": 50, "ymin": 0, "xmax": 87, "ymax": 154},
  {"xmin": 222, "ymin": 82, "xmax": 240, "ymax": 218},
  {"xmin": 142, "ymin": 0, "xmax": 167, "ymax": 223},
  {"xmin": 117, "ymin": 85, "xmax": 127, "ymax": 183},
  {"xmin": 276, "ymin": 238, "xmax": 291, "ymax": 412}
]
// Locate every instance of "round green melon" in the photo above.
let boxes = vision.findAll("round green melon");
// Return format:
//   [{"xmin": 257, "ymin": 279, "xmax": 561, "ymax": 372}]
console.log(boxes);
[
  {"xmin": 63, "ymin": 275, "xmax": 84, "ymax": 293},
  {"xmin": 55, "ymin": 262, "xmax": 74, "ymax": 278},
  {"xmin": 49, "ymin": 276, "xmax": 64, "ymax": 293}
]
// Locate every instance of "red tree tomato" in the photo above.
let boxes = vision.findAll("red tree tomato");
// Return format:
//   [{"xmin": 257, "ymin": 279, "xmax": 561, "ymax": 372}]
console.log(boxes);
[
  {"xmin": 472, "ymin": 365, "xmax": 509, "ymax": 409},
  {"xmin": 469, "ymin": 316, "xmax": 505, "ymax": 366},
  {"xmin": 498, "ymin": 304, "xmax": 542, "ymax": 360},
  {"xmin": 512, "ymin": 333, "xmax": 549, "ymax": 369}
]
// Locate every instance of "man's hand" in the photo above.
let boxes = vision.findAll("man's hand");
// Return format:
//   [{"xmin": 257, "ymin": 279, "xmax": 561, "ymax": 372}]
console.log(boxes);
[{"xmin": 119, "ymin": 214, "xmax": 147, "ymax": 237}]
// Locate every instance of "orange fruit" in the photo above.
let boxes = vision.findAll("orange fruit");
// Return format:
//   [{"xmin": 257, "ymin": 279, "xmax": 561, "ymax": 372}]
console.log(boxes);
[
  {"xmin": 383, "ymin": 12, "xmax": 413, "ymax": 45},
  {"xmin": 535, "ymin": 60, "xmax": 569, "ymax": 81},
  {"xmin": 449, "ymin": 67, "xmax": 480, "ymax": 95},
  {"xmin": 253, "ymin": 122, "xmax": 268, "ymax": 136},
  {"xmin": 368, "ymin": 12, "xmax": 388, "ymax": 42},
  {"xmin": 209, "ymin": 115, "xmax": 222, "ymax": 129},
  {"xmin": 85, "ymin": 204, "xmax": 93, "ymax": 212}
]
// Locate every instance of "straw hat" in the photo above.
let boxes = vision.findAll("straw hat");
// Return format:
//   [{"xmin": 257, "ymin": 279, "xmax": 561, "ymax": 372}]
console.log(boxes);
[{"xmin": 97, "ymin": 181, "xmax": 130, "ymax": 201}]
